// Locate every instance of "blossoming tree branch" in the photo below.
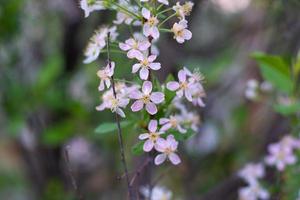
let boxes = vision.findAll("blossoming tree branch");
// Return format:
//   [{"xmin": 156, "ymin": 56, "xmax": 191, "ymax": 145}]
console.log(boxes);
[{"xmin": 80, "ymin": 0, "xmax": 206, "ymax": 199}]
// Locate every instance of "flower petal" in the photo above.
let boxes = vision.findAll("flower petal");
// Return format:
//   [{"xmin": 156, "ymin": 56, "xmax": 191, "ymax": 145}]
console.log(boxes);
[
  {"xmin": 142, "ymin": 8, "xmax": 151, "ymax": 19},
  {"xmin": 131, "ymin": 100, "xmax": 144, "ymax": 112},
  {"xmin": 150, "ymin": 92, "xmax": 165, "ymax": 104},
  {"xmin": 168, "ymin": 153, "xmax": 181, "ymax": 165},
  {"xmin": 132, "ymin": 63, "xmax": 141, "ymax": 73},
  {"xmin": 139, "ymin": 67, "xmax": 149, "ymax": 80},
  {"xmin": 139, "ymin": 133, "xmax": 150, "ymax": 140},
  {"xmin": 149, "ymin": 62, "xmax": 161, "ymax": 70},
  {"xmin": 178, "ymin": 69, "xmax": 186, "ymax": 82},
  {"xmin": 146, "ymin": 102, "xmax": 157, "ymax": 115},
  {"xmin": 143, "ymin": 140, "xmax": 154, "ymax": 152},
  {"xmin": 142, "ymin": 81, "xmax": 153, "ymax": 94},
  {"xmin": 154, "ymin": 154, "xmax": 167, "ymax": 165},
  {"xmin": 148, "ymin": 120, "xmax": 158, "ymax": 132},
  {"xmin": 167, "ymin": 81, "xmax": 179, "ymax": 91}
]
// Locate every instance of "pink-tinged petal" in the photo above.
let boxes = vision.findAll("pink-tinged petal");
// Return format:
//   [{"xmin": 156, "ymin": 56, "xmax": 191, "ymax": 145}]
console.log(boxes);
[
  {"xmin": 116, "ymin": 108, "xmax": 126, "ymax": 118},
  {"xmin": 159, "ymin": 118, "xmax": 170, "ymax": 124},
  {"xmin": 132, "ymin": 63, "xmax": 141, "ymax": 73},
  {"xmin": 152, "ymin": 27, "xmax": 160, "ymax": 39},
  {"xmin": 129, "ymin": 90, "xmax": 143, "ymax": 99},
  {"xmin": 110, "ymin": 62, "xmax": 115, "ymax": 74},
  {"xmin": 177, "ymin": 125, "xmax": 187, "ymax": 133},
  {"xmin": 139, "ymin": 133, "xmax": 150, "ymax": 140},
  {"xmin": 139, "ymin": 68, "xmax": 149, "ymax": 80},
  {"xmin": 166, "ymin": 81, "xmax": 179, "ymax": 91},
  {"xmin": 197, "ymin": 98, "xmax": 206, "ymax": 107},
  {"xmin": 150, "ymin": 92, "xmax": 165, "ymax": 104},
  {"xmin": 178, "ymin": 70, "xmax": 186, "ymax": 82},
  {"xmin": 148, "ymin": 55, "xmax": 157, "ymax": 62},
  {"xmin": 119, "ymin": 42, "xmax": 131, "ymax": 51},
  {"xmin": 183, "ymin": 67, "xmax": 192, "ymax": 76},
  {"xmin": 183, "ymin": 29, "xmax": 192, "ymax": 40},
  {"xmin": 176, "ymin": 36, "xmax": 185, "ymax": 44},
  {"xmin": 98, "ymin": 80, "xmax": 105, "ymax": 91},
  {"xmin": 149, "ymin": 62, "xmax": 161, "ymax": 70},
  {"xmin": 126, "ymin": 38, "xmax": 136, "ymax": 46},
  {"xmin": 176, "ymin": 89, "xmax": 183, "ymax": 98},
  {"xmin": 155, "ymin": 138, "xmax": 166, "ymax": 152},
  {"xmin": 143, "ymin": 140, "xmax": 154, "ymax": 152},
  {"xmin": 131, "ymin": 100, "xmax": 144, "ymax": 112},
  {"xmin": 119, "ymin": 98, "xmax": 129, "ymax": 108},
  {"xmin": 185, "ymin": 90, "xmax": 193, "ymax": 102},
  {"xmin": 142, "ymin": 81, "xmax": 153, "ymax": 94},
  {"xmin": 148, "ymin": 120, "xmax": 158, "ymax": 132},
  {"xmin": 154, "ymin": 154, "xmax": 167, "ymax": 165},
  {"xmin": 158, "ymin": 0, "xmax": 169, "ymax": 5},
  {"xmin": 142, "ymin": 8, "xmax": 151, "ymax": 19},
  {"xmin": 95, "ymin": 103, "xmax": 106, "ymax": 111},
  {"xmin": 138, "ymin": 40, "xmax": 151, "ymax": 51},
  {"xmin": 143, "ymin": 24, "xmax": 151, "ymax": 37},
  {"xmin": 286, "ymin": 155, "xmax": 296, "ymax": 164},
  {"xmin": 146, "ymin": 102, "xmax": 157, "ymax": 115},
  {"xmin": 168, "ymin": 153, "xmax": 181, "ymax": 165},
  {"xmin": 160, "ymin": 123, "xmax": 172, "ymax": 132},
  {"xmin": 128, "ymin": 49, "xmax": 143, "ymax": 60}
]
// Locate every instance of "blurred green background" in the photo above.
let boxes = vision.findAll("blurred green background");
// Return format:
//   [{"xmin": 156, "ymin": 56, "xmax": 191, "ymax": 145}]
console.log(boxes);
[{"xmin": 0, "ymin": 0, "xmax": 300, "ymax": 199}]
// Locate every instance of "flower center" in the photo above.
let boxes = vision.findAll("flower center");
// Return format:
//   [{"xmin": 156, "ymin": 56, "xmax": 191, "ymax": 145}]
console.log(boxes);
[
  {"xmin": 165, "ymin": 147, "xmax": 172, "ymax": 155},
  {"xmin": 148, "ymin": 17, "xmax": 158, "ymax": 26},
  {"xmin": 170, "ymin": 118, "xmax": 178, "ymax": 127},
  {"xmin": 180, "ymin": 81, "xmax": 188, "ymax": 89},
  {"xmin": 141, "ymin": 59, "xmax": 149, "ymax": 67},
  {"xmin": 149, "ymin": 132, "xmax": 159, "ymax": 142},
  {"xmin": 110, "ymin": 98, "xmax": 119, "ymax": 109},
  {"xmin": 142, "ymin": 95, "xmax": 150, "ymax": 103}
]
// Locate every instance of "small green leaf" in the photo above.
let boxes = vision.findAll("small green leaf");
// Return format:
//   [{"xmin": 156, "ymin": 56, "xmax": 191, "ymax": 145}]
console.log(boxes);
[
  {"xmin": 274, "ymin": 103, "xmax": 300, "ymax": 116},
  {"xmin": 252, "ymin": 52, "xmax": 294, "ymax": 94},
  {"xmin": 132, "ymin": 141, "xmax": 144, "ymax": 155},
  {"xmin": 95, "ymin": 121, "xmax": 132, "ymax": 135},
  {"xmin": 172, "ymin": 129, "xmax": 196, "ymax": 141}
]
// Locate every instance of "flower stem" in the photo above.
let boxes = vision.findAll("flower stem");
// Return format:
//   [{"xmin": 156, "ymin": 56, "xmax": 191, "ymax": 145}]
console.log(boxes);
[
  {"xmin": 106, "ymin": 32, "xmax": 135, "ymax": 200},
  {"xmin": 158, "ymin": 13, "xmax": 176, "ymax": 28},
  {"xmin": 157, "ymin": 7, "xmax": 173, "ymax": 16},
  {"xmin": 111, "ymin": 1, "xmax": 141, "ymax": 20}
]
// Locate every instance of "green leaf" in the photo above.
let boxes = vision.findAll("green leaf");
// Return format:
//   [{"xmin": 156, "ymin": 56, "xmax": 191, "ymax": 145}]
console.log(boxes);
[
  {"xmin": 252, "ymin": 52, "xmax": 294, "ymax": 94},
  {"xmin": 274, "ymin": 102, "xmax": 300, "ymax": 116},
  {"xmin": 172, "ymin": 129, "xmax": 196, "ymax": 141},
  {"xmin": 95, "ymin": 121, "xmax": 132, "ymax": 135},
  {"xmin": 132, "ymin": 141, "xmax": 144, "ymax": 156}
]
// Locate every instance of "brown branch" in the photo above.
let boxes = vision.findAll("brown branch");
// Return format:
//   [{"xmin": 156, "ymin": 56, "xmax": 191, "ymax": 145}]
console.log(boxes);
[
  {"xmin": 106, "ymin": 32, "xmax": 135, "ymax": 200},
  {"xmin": 63, "ymin": 147, "xmax": 84, "ymax": 200}
]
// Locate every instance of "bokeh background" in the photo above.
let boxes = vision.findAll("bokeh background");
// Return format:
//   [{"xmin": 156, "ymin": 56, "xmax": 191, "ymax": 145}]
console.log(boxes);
[{"xmin": 1, "ymin": 0, "xmax": 300, "ymax": 199}]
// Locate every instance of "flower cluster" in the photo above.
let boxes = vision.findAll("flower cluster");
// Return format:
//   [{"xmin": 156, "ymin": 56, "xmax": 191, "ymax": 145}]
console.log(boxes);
[
  {"xmin": 244, "ymin": 79, "xmax": 273, "ymax": 100},
  {"xmin": 81, "ymin": 0, "xmax": 205, "ymax": 167},
  {"xmin": 238, "ymin": 135, "xmax": 300, "ymax": 200}
]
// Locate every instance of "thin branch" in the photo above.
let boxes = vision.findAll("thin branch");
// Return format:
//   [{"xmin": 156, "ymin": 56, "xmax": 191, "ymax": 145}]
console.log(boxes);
[
  {"xmin": 106, "ymin": 32, "xmax": 135, "ymax": 200},
  {"xmin": 63, "ymin": 147, "xmax": 84, "ymax": 200},
  {"xmin": 130, "ymin": 157, "xmax": 152, "ymax": 187}
]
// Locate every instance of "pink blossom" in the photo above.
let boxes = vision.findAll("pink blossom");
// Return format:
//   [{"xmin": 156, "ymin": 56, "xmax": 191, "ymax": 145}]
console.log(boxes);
[
  {"xmin": 171, "ymin": 20, "xmax": 192, "ymax": 43},
  {"xmin": 173, "ymin": 2, "xmax": 194, "ymax": 20},
  {"xmin": 96, "ymin": 93, "xmax": 129, "ymax": 118},
  {"xmin": 238, "ymin": 182, "xmax": 269, "ymax": 200},
  {"xmin": 265, "ymin": 143, "xmax": 296, "ymax": 171},
  {"xmin": 238, "ymin": 163, "xmax": 265, "ymax": 184},
  {"xmin": 80, "ymin": 0, "xmax": 105, "ymax": 18},
  {"xmin": 139, "ymin": 120, "xmax": 164, "ymax": 152},
  {"xmin": 159, "ymin": 115, "xmax": 186, "ymax": 133},
  {"xmin": 142, "ymin": 8, "xmax": 160, "ymax": 39},
  {"xmin": 119, "ymin": 38, "xmax": 150, "ymax": 59},
  {"xmin": 132, "ymin": 54, "xmax": 161, "ymax": 80},
  {"xmin": 154, "ymin": 135, "xmax": 181, "ymax": 165},
  {"xmin": 130, "ymin": 81, "xmax": 164, "ymax": 115},
  {"xmin": 97, "ymin": 62, "xmax": 115, "ymax": 91},
  {"xmin": 166, "ymin": 69, "xmax": 194, "ymax": 101}
]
